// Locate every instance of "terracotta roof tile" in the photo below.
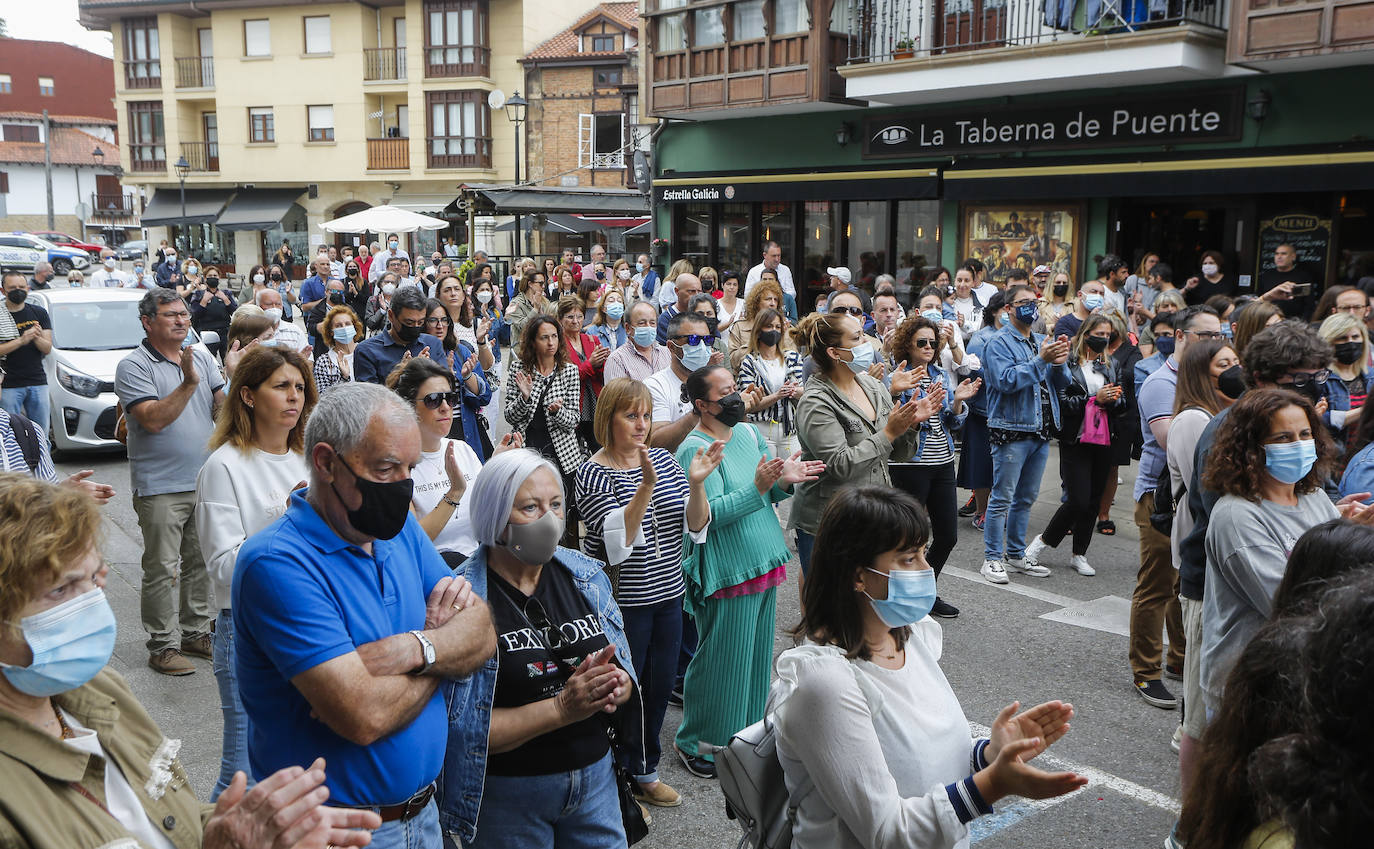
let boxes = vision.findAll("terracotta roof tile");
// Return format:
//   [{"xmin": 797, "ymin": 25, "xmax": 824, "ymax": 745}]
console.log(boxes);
[
  {"xmin": 0, "ymin": 127, "xmax": 114, "ymax": 167},
  {"xmin": 525, "ymin": 2, "xmax": 639, "ymax": 61},
  {"xmin": 0, "ymin": 111, "xmax": 117, "ymax": 126}
]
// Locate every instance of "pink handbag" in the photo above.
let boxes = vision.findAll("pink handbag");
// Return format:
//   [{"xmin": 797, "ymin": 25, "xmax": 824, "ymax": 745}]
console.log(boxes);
[{"xmin": 1078, "ymin": 397, "xmax": 1112, "ymax": 445}]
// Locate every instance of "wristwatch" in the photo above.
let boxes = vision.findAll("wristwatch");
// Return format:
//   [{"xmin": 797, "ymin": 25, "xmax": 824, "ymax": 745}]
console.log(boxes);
[{"xmin": 410, "ymin": 630, "xmax": 436, "ymax": 674}]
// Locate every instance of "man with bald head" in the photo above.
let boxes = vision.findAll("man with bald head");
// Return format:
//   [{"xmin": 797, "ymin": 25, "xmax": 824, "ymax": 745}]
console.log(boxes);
[{"xmin": 657, "ymin": 272, "xmax": 701, "ymax": 344}]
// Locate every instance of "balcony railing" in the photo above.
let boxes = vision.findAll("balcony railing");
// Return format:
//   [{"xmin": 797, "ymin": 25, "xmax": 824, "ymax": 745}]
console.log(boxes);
[
  {"xmin": 591, "ymin": 151, "xmax": 626, "ymax": 169},
  {"xmin": 427, "ymin": 136, "xmax": 491, "ymax": 169},
  {"xmin": 424, "ymin": 45, "xmax": 491, "ymax": 78},
  {"xmin": 123, "ymin": 60, "xmax": 161, "ymax": 89},
  {"xmin": 367, "ymin": 137, "xmax": 410, "ymax": 170},
  {"xmin": 364, "ymin": 47, "xmax": 407, "ymax": 81},
  {"xmin": 844, "ymin": 0, "xmax": 1226, "ymax": 61},
  {"xmin": 92, "ymin": 192, "xmax": 136, "ymax": 217},
  {"xmin": 174, "ymin": 56, "xmax": 215, "ymax": 88},
  {"xmin": 180, "ymin": 141, "xmax": 219, "ymax": 172},
  {"xmin": 129, "ymin": 144, "xmax": 165, "ymax": 172}
]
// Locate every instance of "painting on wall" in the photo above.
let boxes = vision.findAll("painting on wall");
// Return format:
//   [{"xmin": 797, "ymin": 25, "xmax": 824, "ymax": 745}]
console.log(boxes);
[{"xmin": 960, "ymin": 203, "xmax": 1084, "ymax": 284}]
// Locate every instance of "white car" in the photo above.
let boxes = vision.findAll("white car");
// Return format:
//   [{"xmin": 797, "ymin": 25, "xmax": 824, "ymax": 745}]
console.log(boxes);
[{"xmin": 30, "ymin": 288, "xmax": 217, "ymax": 453}]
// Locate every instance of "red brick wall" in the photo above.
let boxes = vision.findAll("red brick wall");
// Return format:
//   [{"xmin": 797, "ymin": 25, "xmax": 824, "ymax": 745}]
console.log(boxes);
[
  {"xmin": 526, "ymin": 64, "xmax": 632, "ymax": 189},
  {"xmin": 0, "ymin": 40, "xmax": 116, "ymax": 121}
]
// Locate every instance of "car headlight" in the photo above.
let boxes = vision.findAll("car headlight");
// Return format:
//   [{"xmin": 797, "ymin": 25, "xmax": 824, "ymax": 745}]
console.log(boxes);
[
  {"xmin": 56, "ymin": 362, "xmax": 103, "ymax": 398},
  {"xmin": 72, "ymin": 255, "xmax": 90, "ymax": 268}
]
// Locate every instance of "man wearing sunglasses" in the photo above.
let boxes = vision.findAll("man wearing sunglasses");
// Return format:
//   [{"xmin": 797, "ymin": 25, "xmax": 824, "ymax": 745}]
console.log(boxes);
[{"xmin": 647, "ymin": 312, "xmax": 714, "ymax": 452}]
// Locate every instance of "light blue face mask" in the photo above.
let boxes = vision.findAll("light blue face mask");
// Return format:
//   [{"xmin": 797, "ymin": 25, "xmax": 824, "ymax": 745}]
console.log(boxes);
[
  {"xmin": 999, "ymin": 311, "xmax": 1011, "ymax": 326},
  {"xmin": 1264, "ymin": 439, "xmax": 1317, "ymax": 485},
  {"xmin": 632, "ymin": 326, "xmax": 656, "ymax": 347},
  {"xmin": 0, "ymin": 588, "xmax": 117, "ymax": 697},
  {"xmin": 606, "ymin": 302, "xmax": 625, "ymax": 321},
  {"xmin": 864, "ymin": 567, "xmax": 937, "ymax": 628},
  {"xmin": 921, "ymin": 310, "xmax": 945, "ymax": 324},
  {"xmin": 679, "ymin": 340, "xmax": 711, "ymax": 371},
  {"xmin": 332, "ymin": 325, "xmax": 357, "ymax": 344},
  {"xmin": 1082, "ymin": 293, "xmax": 1104, "ymax": 311},
  {"xmin": 842, "ymin": 343, "xmax": 875, "ymax": 375},
  {"xmin": 635, "ymin": 262, "xmax": 644, "ymax": 273}
]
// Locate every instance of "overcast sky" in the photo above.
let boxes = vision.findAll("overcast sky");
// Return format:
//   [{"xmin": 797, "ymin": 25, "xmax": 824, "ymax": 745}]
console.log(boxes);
[{"xmin": 2, "ymin": 0, "xmax": 115, "ymax": 58}]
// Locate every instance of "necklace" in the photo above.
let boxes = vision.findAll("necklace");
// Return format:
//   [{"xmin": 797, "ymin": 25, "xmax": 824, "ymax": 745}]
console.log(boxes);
[{"xmin": 53, "ymin": 703, "xmax": 75, "ymax": 739}]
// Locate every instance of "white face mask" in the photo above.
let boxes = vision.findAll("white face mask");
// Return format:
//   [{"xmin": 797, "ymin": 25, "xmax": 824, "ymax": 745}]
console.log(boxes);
[
  {"xmin": 103, "ymin": 258, "xmax": 116, "ymax": 269},
  {"xmin": 476, "ymin": 290, "xmax": 493, "ymax": 304},
  {"xmin": 262, "ymin": 307, "xmax": 283, "ymax": 325},
  {"xmin": 253, "ymin": 273, "xmax": 265, "ymax": 285},
  {"xmin": 617, "ymin": 268, "xmax": 632, "ymax": 281},
  {"xmin": 382, "ymin": 283, "xmax": 396, "ymax": 296},
  {"xmin": 1201, "ymin": 262, "xmax": 1219, "ymax": 276}
]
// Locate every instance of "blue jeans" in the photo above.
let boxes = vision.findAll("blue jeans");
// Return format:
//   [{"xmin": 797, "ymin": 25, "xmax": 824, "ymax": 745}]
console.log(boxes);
[
  {"xmin": 467, "ymin": 752, "xmax": 625, "ymax": 849},
  {"xmin": 984, "ymin": 437, "xmax": 1050, "ymax": 561},
  {"xmin": 211, "ymin": 610, "xmax": 252, "ymax": 800},
  {"xmin": 622, "ymin": 598, "xmax": 682, "ymax": 783},
  {"xmin": 370, "ymin": 797, "xmax": 441, "ymax": 849},
  {"xmin": 1, "ymin": 385, "xmax": 49, "ymax": 437},
  {"xmin": 795, "ymin": 530, "xmax": 815, "ymax": 576}
]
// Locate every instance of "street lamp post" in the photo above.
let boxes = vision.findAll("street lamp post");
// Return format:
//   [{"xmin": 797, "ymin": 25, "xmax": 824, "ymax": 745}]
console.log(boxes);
[
  {"xmin": 90, "ymin": 147, "xmax": 105, "ymax": 244},
  {"xmin": 505, "ymin": 92, "xmax": 528, "ymax": 260},
  {"xmin": 174, "ymin": 156, "xmax": 190, "ymax": 258}
]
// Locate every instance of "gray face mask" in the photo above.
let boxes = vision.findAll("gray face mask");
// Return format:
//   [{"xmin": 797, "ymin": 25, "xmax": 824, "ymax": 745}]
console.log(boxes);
[{"xmin": 500, "ymin": 508, "xmax": 564, "ymax": 566}]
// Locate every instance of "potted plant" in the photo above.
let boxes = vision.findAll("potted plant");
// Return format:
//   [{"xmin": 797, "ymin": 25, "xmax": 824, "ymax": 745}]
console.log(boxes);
[
  {"xmin": 894, "ymin": 38, "xmax": 915, "ymax": 59},
  {"xmin": 651, "ymin": 237, "xmax": 669, "ymax": 257}
]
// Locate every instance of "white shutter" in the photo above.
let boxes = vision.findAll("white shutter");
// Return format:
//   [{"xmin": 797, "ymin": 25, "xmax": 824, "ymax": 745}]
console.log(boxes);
[
  {"xmin": 244, "ymin": 20, "xmax": 271, "ymax": 56},
  {"xmin": 578, "ymin": 114, "xmax": 593, "ymax": 168},
  {"xmin": 304, "ymin": 16, "xmax": 331, "ymax": 54}
]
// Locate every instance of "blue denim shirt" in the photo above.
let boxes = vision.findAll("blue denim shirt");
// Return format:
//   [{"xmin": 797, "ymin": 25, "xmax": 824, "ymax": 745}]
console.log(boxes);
[
  {"xmin": 982, "ymin": 325, "xmax": 1071, "ymax": 432},
  {"xmin": 586, "ymin": 321, "xmax": 627, "ymax": 351},
  {"xmin": 965, "ymin": 325, "xmax": 999, "ymax": 417},
  {"xmin": 897, "ymin": 363, "xmax": 968, "ymax": 459},
  {"xmin": 436, "ymin": 544, "xmax": 642, "ymax": 844}
]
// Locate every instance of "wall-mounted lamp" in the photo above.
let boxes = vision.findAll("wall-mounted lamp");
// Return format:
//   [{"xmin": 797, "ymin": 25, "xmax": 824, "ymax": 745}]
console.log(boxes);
[
  {"xmin": 835, "ymin": 122, "xmax": 856, "ymax": 147},
  {"xmin": 1246, "ymin": 89, "xmax": 1271, "ymax": 122}
]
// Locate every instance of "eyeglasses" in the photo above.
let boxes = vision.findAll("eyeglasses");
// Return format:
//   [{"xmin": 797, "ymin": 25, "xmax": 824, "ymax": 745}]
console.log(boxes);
[
  {"xmin": 420, "ymin": 391, "xmax": 460, "ymax": 409},
  {"xmin": 157, "ymin": 310, "xmax": 191, "ymax": 320},
  {"xmin": 398, "ymin": 320, "xmax": 428, "ymax": 330},
  {"xmin": 1335, "ymin": 304, "xmax": 1370, "ymax": 314},
  {"xmin": 829, "ymin": 306, "xmax": 865, "ymax": 317},
  {"xmin": 1282, "ymin": 369, "xmax": 1330, "ymax": 388},
  {"xmin": 524, "ymin": 597, "xmax": 567, "ymax": 651},
  {"xmin": 1186, "ymin": 330, "xmax": 1225, "ymax": 340},
  {"xmin": 425, "ymin": 316, "xmax": 451, "ymax": 326},
  {"xmin": 1009, "ymin": 299, "xmax": 1037, "ymax": 308},
  {"xmin": 671, "ymin": 334, "xmax": 717, "ymax": 347},
  {"xmin": 913, "ymin": 338, "xmax": 936, "ymax": 349}
]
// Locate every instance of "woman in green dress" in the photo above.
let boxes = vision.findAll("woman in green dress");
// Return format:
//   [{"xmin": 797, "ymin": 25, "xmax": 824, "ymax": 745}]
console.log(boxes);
[{"xmin": 671, "ymin": 365, "xmax": 825, "ymax": 778}]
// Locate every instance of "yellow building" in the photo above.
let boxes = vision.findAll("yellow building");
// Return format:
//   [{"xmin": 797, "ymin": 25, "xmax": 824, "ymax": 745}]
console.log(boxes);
[{"xmin": 78, "ymin": 0, "xmax": 603, "ymax": 272}]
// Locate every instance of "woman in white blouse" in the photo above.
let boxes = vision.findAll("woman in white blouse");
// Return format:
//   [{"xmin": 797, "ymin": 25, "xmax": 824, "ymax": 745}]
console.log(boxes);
[{"xmin": 772, "ymin": 485, "xmax": 1087, "ymax": 849}]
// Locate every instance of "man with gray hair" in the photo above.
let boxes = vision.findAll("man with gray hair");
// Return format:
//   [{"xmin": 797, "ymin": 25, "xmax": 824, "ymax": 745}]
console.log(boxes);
[
  {"xmin": 255, "ymin": 286, "xmax": 310, "ymax": 353},
  {"xmin": 115, "ymin": 287, "xmax": 225, "ymax": 676},
  {"xmin": 580, "ymin": 243, "xmax": 607, "ymax": 281},
  {"xmin": 233, "ymin": 381, "xmax": 495, "ymax": 848}
]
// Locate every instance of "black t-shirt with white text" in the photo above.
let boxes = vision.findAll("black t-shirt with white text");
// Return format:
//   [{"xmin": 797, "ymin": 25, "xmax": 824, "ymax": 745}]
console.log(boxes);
[
  {"xmin": 486, "ymin": 563, "xmax": 611, "ymax": 776},
  {"xmin": 2, "ymin": 304, "xmax": 51, "ymax": 387}
]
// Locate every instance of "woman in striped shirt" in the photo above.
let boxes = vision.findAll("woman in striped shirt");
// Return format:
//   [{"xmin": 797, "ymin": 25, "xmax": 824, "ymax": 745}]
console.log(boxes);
[
  {"xmin": 736, "ymin": 307, "xmax": 804, "ymax": 461},
  {"xmin": 575, "ymin": 377, "xmax": 722, "ymax": 809},
  {"xmin": 888, "ymin": 315, "xmax": 982, "ymax": 619}
]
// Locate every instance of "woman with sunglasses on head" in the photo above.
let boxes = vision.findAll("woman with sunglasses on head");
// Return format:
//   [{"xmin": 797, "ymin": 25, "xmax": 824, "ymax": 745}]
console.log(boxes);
[
  {"xmin": 800, "ymin": 288, "xmax": 883, "ymax": 383},
  {"xmin": 772, "ymin": 485, "xmax": 1086, "ymax": 849}
]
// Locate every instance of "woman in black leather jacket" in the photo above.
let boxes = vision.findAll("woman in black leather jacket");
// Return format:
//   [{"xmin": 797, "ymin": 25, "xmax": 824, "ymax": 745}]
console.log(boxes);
[{"xmin": 1024, "ymin": 315, "xmax": 1128, "ymax": 576}]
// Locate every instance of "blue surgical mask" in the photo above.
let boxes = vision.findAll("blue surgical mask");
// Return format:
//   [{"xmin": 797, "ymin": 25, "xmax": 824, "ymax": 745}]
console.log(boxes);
[
  {"xmin": 1083, "ymin": 293, "xmax": 1104, "ymax": 311},
  {"xmin": 1015, "ymin": 303, "xmax": 1039, "ymax": 325},
  {"xmin": 679, "ymin": 340, "xmax": 711, "ymax": 371},
  {"xmin": 999, "ymin": 311, "xmax": 1011, "ymax": 326},
  {"xmin": 1154, "ymin": 333, "xmax": 1175, "ymax": 356},
  {"xmin": 633, "ymin": 326, "xmax": 656, "ymax": 347},
  {"xmin": 389, "ymin": 241, "xmax": 399, "ymax": 251},
  {"xmin": 842, "ymin": 343, "xmax": 875, "ymax": 375},
  {"xmin": 921, "ymin": 310, "xmax": 945, "ymax": 324},
  {"xmin": 606, "ymin": 302, "xmax": 625, "ymax": 320},
  {"xmin": 1264, "ymin": 439, "xmax": 1317, "ymax": 485},
  {"xmin": 635, "ymin": 262, "xmax": 644, "ymax": 273},
  {"xmin": 187, "ymin": 264, "xmax": 199, "ymax": 275},
  {"xmin": 863, "ymin": 567, "xmax": 937, "ymax": 628},
  {"xmin": 816, "ymin": 304, "xmax": 829, "ymax": 314},
  {"xmin": 0, "ymin": 589, "xmax": 117, "ymax": 697},
  {"xmin": 332, "ymin": 325, "xmax": 357, "ymax": 344}
]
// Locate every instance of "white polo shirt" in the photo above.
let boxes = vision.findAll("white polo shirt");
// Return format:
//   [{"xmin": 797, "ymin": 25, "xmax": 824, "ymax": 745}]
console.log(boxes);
[{"xmin": 645, "ymin": 366, "xmax": 692, "ymax": 427}]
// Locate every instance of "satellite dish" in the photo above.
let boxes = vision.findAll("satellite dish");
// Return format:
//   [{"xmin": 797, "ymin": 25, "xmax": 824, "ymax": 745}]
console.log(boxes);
[{"xmin": 487, "ymin": 90, "xmax": 506, "ymax": 111}]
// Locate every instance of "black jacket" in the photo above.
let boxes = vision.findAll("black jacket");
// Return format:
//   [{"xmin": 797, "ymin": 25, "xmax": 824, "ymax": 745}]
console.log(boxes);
[{"xmin": 1055, "ymin": 355, "xmax": 1127, "ymax": 446}]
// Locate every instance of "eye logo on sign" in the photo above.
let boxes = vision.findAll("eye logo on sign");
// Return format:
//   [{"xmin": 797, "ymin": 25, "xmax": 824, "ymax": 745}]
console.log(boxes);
[
  {"xmin": 724, "ymin": 185, "xmax": 736, "ymax": 199},
  {"xmin": 873, "ymin": 126, "xmax": 912, "ymax": 145}
]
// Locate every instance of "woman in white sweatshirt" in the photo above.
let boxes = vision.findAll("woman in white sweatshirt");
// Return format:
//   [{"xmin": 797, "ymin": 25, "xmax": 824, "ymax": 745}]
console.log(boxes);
[
  {"xmin": 194, "ymin": 346, "xmax": 315, "ymax": 799},
  {"xmin": 771, "ymin": 486, "xmax": 1087, "ymax": 849}
]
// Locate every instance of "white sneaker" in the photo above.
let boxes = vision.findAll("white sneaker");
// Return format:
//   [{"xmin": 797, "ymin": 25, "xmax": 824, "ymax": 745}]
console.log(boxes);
[
  {"xmin": 1071, "ymin": 555, "xmax": 1096, "ymax": 576},
  {"xmin": 1007, "ymin": 557, "xmax": 1052, "ymax": 578},
  {"xmin": 1170, "ymin": 725, "xmax": 1183, "ymax": 754},
  {"xmin": 1024, "ymin": 535, "xmax": 1048, "ymax": 566},
  {"xmin": 981, "ymin": 559, "xmax": 1009, "ymax": 584}
]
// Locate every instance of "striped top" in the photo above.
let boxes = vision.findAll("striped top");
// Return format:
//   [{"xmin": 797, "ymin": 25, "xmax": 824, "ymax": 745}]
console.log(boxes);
[
  {"xmin": 738, "ymin": 350, "xmax": 804, "ymax": 435},
  {"xmin": 575, "ymin": 447, "xmax": 689, "ymax": 607},
  {"xmin": 909, "ymin": 374, "xmax": 954, "ymax": 466},
  {"xmin": 0, "ymin": 410, "xmax": 57, "ymax": 482}
]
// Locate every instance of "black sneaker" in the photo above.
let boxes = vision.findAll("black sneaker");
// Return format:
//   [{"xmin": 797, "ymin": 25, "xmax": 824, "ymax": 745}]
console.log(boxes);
[
  {"xmin": 1134, "ymin": 679, "xmax": 1178, "ymax": 710},
  {"xmin": 675, "ymin": 745, "xmax": 717, "ymax": 779},
  {"xmin": 667, "ymin": 686, "xmax": 684, "ymax": 708},
  {"xmin": 930, "ymin": 597, "xmax": 960, "ymax": 619},
  {"xmin": 1164, "ymin": 663, "xmax": 1184, "ymax": 682},
  {"xmin": 958, "ymin": 495, "xmax": 978, "ymax": 517}
]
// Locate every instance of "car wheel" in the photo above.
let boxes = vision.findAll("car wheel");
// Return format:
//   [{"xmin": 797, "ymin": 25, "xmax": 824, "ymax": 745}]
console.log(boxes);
[{"xmin": 52, "ymin": 258, "xmax": 73, "ymax": 275}]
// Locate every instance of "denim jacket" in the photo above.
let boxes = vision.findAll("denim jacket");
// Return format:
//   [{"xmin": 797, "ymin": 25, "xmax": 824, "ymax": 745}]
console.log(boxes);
[
  {"xmin": 982, "ymin": 324, "xmax": 1071, "ymax": 432},
  {"xmin": 965, "ymin": 325, "xmax": 999, "ymax": 417},
  {"xmin": 1321, "ymin": 365, "xmax": 1374, "ymax": 437},
  {"xmin": 436, "ymin": 544, "xmax": 643, "ymax": 845},
  {"xmin": 897, "ymin": 362, "xmax": 968, "ymax": 459}
]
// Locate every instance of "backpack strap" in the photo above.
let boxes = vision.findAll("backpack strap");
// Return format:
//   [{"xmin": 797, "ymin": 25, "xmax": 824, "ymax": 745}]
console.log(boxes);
[{"xmin": 8, "ymin": 411, "xmax": 42, "ymax": 473}]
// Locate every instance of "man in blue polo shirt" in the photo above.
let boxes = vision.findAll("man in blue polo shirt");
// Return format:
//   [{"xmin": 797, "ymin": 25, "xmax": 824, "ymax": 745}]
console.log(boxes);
[
  {"xmin": 354, "ymin": 285, "xmax": 454, "ymax": 383},
  {"xmin": 233, "ymin": 382, "xmax": 496, "ymax": 849}
]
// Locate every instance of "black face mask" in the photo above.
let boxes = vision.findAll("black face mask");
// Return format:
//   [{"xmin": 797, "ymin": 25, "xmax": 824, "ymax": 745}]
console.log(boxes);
[
  {"xmin": 329, "ymin": 291, "xmax": 346, "ymax": 304},
  {"xmin": 1334, "ymin": 341, "xmax": 1364, "ymax": 366},
  {"xmin": 711, "ymin": 392, "xmax": 747, "ymax": 428},
  {"xmin": 1085, "ymin": 335, "xmax": 1110, "ymax": 353},
  {"xmin": 1217, "ymin": 365, "xmax": 1246, "ymax": 400},
  {"xmin": 331, "ymin": 455, "xmax": 414, "ymax": 540},
  {"xmin": 7, "ymin": 288, "xmax": 28, "ymax": 305},
  {"xmin": 347, "ymin": 267, "xmax": 359, "ymax": 278},
  {"xmin": 270, "ymin": 273, "xmax": 283, "ymax": 282},
  {"xmin": 758, "ymin": 329, "xmax": 782, "ymax": 348},
  {"xmin": 206, "ymin": 278, "xmax": 219, "ymax": 289},
  {"xmin": 1053, "ymin": 284, "xmax": 1069, "ymax": 297},
  {"xmin": 1154, "ymin": 334, "xmax": 1176, "ymax": 357},
  {"xmin": 396, "ymin": 323, "xmax": 423, "ymax": 344},
  {"xmin": 1284, "ymin": 377, "xmax": 1322, "ymax": 405}
]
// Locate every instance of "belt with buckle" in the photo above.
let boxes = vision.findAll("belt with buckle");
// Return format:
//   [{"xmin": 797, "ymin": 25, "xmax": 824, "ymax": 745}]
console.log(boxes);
[{"xmin": 372, "ymin": 783, "xmax": 435, "ymax": 823}]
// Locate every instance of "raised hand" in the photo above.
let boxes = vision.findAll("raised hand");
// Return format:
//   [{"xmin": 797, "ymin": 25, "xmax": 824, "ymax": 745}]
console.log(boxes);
[
  {"xmin": 178, "ymin": 347, "xmax": 200, "ymax": 386},
  {"xmin": 514, "ymin": 371, "xmax": 533, "ymax": 399},
  {"xmin": 547, "ymin": 397, "xmax": 564, "ymax": 415},
  {"xmin": 754, "ymin": 455, "xmax": 784, "ymax": 495},
  {"xmin": 688, "ymin": 439, "xmax": 727, "ymax": 485},
  {"xmin": 987, "ymin": 700, "xmax": 1074, "ymax": 764},
  {"xmin": 494, "ymin": 432, "xmax": 523, "ymax": 455},
  {"xmin": 636, "ymin": 443, "xmax": 658, "ymax": 489},
  {"xmin": 778, "ymin": 450, "xmax": 826, "ymax": 486},
  {"xmin": 867, "ymin": 360, "xmax": 887, "ymax": 381},
  {"xmin": 590, "ymin": 346, "xmax": 610, "ymax": 366},
  {"xmin": 889, "ymin": 360, "xmax": 919, "ymax": 396},
  {"xmin": 556, "ymin": 645, "xmax": 625, "ymax": 723},
  {"xmin": 709, "ymin": 350, "xmax": 725, "ymax": 367},
  {"xmin": 954, "ymin": 377, "xmax": 982, "ymax": 402},
  {"xmin": 982, "ymin": 738, "xmax": 1088, "ymax": 803},
  {"xmin": 444, "ymin": 441, "xmax": 467, "ymax": 500},
  {"xmin": 461, "ymin": 350, "xmax": 478, "ymax": 379},
  {"xmin": 741, "ymin": 384, "xmax": 767, "ymax": 412},
  {"xmin": 477, "ymin": 316, "xmax": 493, "ymax": 341},
  {"xmin": 1095, "ymin": 383, "xmax": 1122, "ymax": 405}
]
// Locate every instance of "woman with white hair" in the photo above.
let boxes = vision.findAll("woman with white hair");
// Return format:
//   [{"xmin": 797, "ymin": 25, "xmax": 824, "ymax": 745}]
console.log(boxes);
[
  {"xmin": 1318, "ymin": 310, "xmax": 1374, "ymax": 464},
  {"xmin": 440, "ymin": 448, "xmax": 643, "ymax": 849}
]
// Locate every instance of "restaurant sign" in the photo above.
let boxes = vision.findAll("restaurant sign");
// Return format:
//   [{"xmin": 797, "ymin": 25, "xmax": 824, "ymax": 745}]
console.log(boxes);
[{"xmin": 863, "ymin": 88, "xmax": 1243, "ymax": 158}]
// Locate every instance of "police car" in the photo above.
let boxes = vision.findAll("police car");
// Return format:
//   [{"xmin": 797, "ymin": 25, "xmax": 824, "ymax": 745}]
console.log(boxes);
[{"xmin": 0, "ymin": 232, "xmax": 92, "ymax": 276}]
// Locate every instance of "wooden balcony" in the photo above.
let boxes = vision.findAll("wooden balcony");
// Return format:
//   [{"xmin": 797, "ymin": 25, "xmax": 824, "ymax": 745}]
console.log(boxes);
[
  {"xmin": 424, "ymin": 45, "xmax": 491, "ymax": 78},
  {"xmin": 128, "ymin": 145, "xmax": 165, "ymax": 172},
  {"xmin": 367, "ymin": 137, "xmax": 410, "ymax": 170},
  {"xmin": 174, "ymin": 56, "xmax": 214, "ymax": 88},
  {"xmin": 92, "ymin": 192, "xmax": 136, "ymax": 217},
  {"xmin": 1229, "ymin": 0, "xmax": 1374, "ymax": 64},
  {"xmin": 365, "ymin": 47, "xmax": 407, "ymax": 81},
  {"xmin": 123, "ymin": 60, "xmax": 161, "ymax": 90},
  {"xmin": 180, "ymin": 141, "xmax": 219, "ymax": 172}
]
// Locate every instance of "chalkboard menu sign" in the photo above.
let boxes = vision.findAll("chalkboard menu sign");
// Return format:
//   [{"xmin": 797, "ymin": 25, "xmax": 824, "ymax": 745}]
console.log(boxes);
[{"xmin": 1257, "ymin": 213, "xmax": 1331, "ymax": 281}]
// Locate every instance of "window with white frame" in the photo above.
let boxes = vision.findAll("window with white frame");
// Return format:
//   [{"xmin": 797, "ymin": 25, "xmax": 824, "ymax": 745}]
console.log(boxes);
[
  {"xmin": 307, "ymin": 105, "xmax": 334, "ymax": 141},
  {"xmin": 0, "ymin": 75, "xmax": 12, "ymax": 94},
  {"xmin": 580, "ymin": 113, "xmax": 625, "ymax": 169},
  {"xmin": 244, "ymin": 19, "xmax": 271, "ymax": 56},
  {"xmin": 249, "ymin": 107, "xmax": 274, "ymax": 142},
  {"xmin": 304, "ymin": 16, "xmax": 331, "ymax": 54},
  {"xmin": 38, "ymin": 77, "xmax": 55, "ymax": 96}
]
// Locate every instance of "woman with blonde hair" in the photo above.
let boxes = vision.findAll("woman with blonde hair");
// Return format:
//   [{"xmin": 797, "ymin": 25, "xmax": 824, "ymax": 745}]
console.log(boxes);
[
  {"xmin": 586, "ymin": 287, "xmax": 628, "ymax": 351},
  {"xmin": 1231, "ymin": 299, "xmax": 1282, "ymax": 362},
  {"xmin": 610, "ymin": 257, "xmax": 636, "ymax": 299},
  {"xmin": 728, "ymin": 277, "xmax": 785, "ymax": 368},
  {"xmin": 195, "ymin": 346, "xmax": 315, "ymax": 798},
  {"xmin": 1318, "ymin": 310, "xmax": 1374, "ymax": 461},
  {"xmin": 1038, "ymin": 271, "xmax": 1076, "ymax": 333},
  {"xmin": 736, "ymin": 307, "xmax": 803, "ymax": 459},
  {"xmin": 656, "ymin": 258, "xmax": 696, "ymax": 309},
  {"xmin": 313, "ymin": 303, "xmax": 362, "ymax": 392}
]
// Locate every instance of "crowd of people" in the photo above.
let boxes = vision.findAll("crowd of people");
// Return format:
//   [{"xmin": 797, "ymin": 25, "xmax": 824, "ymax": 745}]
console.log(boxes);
[{"xmin": 1, "ymin": 235, "xmax": 1372, "ymax": 849}]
